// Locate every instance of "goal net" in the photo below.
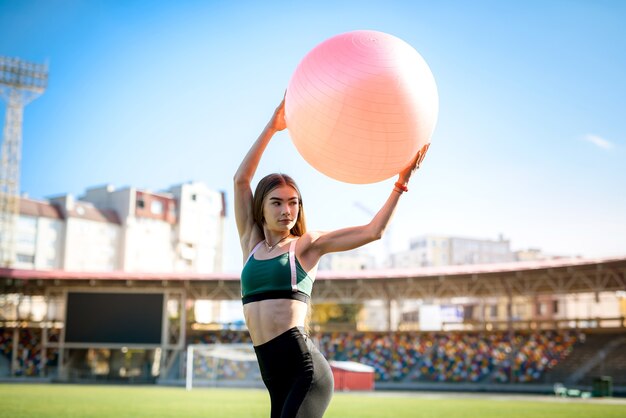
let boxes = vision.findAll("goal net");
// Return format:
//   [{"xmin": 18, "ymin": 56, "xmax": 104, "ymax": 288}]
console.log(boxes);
[{"xmin": 185, "ymin": 343, "xmax": 263, "ymax": 390}]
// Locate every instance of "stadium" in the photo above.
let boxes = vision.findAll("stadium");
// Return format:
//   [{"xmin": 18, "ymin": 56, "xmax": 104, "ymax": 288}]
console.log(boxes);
[
  {"xmin": 2, "ymin": 2, "xmax": 626, "ymax": 417},
  {"xmin": 1, "ymin": 256, "xmax": 625, "ymax": 397}
]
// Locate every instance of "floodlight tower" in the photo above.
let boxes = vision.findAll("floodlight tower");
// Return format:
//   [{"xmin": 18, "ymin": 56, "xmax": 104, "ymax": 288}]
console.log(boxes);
[{"xmin": 0, "ymin": 57, "xmax": 48, "ymax": 267}]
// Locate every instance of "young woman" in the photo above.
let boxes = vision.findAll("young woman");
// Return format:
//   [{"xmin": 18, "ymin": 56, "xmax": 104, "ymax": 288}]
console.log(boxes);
[{"xmin": 234, "ymin": 98, "xmax": 429, "ymax": 418}]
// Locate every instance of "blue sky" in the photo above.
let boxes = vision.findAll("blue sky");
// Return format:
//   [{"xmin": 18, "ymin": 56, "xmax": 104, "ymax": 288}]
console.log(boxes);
[{"xmin": 1, "ymin": 0, "xmax": 625, "ymax": 272}]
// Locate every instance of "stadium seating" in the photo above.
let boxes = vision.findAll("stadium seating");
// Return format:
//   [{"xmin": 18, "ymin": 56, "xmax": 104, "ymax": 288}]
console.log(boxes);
[
  {"xmin": 544, "ymin": 332, "xmax": 621, "ymax": 384},
  {"xmin": 188, "ymin": 329, "xmax": 252, "ymax": 346},
  {"xmin": 2, "ymin": 326, "xmax": 623, "ymax": 386},
  {"xmin": 316, "ymin": 330, "xmax": 578, "ymax": 383},
  {"xmin": 185, "ymin": 329, "xmax": 581, "ymax": 383},
  {"xmin": 317, "ymin": 331, "xmax": 428, "ymax": 381},
  {"xmin": 581, "ymin": 337, "xmax": 626, "ymax": 386},
  {"xmin": 0, "ymin": 328, "xmax": 59, "ymax": 377}
]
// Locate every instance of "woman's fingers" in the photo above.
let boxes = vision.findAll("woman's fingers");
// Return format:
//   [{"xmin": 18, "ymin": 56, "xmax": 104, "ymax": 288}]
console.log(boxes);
[{"xmin": 416, "ymin": 143, "xmax": 430, "ymax": 166}]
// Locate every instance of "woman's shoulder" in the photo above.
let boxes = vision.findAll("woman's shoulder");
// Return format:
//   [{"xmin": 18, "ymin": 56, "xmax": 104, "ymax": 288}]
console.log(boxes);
[
  {"xmin": 296, "ymin": 231, "xmax": 329, "ymax": 255},
  {"xmin": 298, "ymin": 231, "xmax": 324, "ymax": 245}
]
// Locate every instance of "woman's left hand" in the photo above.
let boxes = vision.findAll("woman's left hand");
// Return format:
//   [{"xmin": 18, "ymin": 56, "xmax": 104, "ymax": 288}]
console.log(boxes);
[{"xmin": 398, "ymin": 142, "xmax": 430, "ymax": 184}]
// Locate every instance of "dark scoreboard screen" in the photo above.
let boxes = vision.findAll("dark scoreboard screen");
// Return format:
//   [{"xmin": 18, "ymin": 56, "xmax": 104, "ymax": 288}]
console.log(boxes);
[{"xmin": 65, "ymin": 292, "xmax": 164, "ymax": 344}]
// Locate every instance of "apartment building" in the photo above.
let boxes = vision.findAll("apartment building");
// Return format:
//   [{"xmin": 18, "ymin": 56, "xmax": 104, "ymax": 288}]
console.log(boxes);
[{"xmin": 12, "ymin": 181, "xmax": 225, "ymax": 273}]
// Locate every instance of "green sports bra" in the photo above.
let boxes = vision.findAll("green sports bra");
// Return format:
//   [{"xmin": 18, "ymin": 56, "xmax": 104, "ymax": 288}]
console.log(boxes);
[{"xmin": 241, "ymin": 239, "xmax": 314, "ymax": 305}]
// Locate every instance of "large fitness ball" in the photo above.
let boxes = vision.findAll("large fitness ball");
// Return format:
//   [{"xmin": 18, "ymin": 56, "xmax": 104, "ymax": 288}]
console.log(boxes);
[{"xmin": 285, "ymin": 30, "xmax": 439, "ymax": 184}]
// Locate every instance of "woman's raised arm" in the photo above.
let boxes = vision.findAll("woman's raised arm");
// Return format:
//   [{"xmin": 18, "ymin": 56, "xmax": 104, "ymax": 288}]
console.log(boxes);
[
  {"xmin": 233, "ymin": 99, "xmax": 286, "ymax": 256},
  {"xmin": 302, "ymin": 143, "xmax": 430, "ymax": 261}
]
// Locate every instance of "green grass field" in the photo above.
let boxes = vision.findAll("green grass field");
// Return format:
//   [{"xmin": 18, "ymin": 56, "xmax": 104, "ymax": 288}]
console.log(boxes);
[{"xmin": 1, "ymin": 384, "xmax": 625, "ymax": 418}]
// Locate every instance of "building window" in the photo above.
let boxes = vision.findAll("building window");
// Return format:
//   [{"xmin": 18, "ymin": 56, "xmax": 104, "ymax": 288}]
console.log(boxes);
[
  {"xmin": 17, "ymin": 254, "xmax": 35, "ymax": 264},
  {"xmin": 137, "ymin": 198, "xmax": 145, "ymax": 209},
  {"xmin": 151, "ymin": 200, "xmax": 163, "ymax": 214},
  {"xmin": 553, "ymin": 300, "xmax": 559, "ymax": 314}
]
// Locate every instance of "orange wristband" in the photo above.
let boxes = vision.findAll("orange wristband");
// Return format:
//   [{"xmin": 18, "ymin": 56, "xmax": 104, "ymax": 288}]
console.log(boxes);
[{"xmin": 394, "ymin": 182, "xmax": 408, "ymax": 193}]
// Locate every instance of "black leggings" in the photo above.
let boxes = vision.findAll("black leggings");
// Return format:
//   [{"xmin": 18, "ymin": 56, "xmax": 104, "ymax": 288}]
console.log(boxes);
[{"xmin": 254, "ymin": 327, "xmax": 334, "ymax": 418}]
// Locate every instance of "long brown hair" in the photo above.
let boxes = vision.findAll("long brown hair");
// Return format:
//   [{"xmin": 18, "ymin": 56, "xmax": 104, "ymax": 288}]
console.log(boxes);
[{"xmin": 252, "ymin": 173, "xmax": 307, "ymax": 237}]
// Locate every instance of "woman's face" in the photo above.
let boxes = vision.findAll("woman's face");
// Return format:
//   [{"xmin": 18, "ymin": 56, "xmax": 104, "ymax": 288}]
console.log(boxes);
[{"xmin": 263, "ymin": 185, "xmax": 299, "ymax": 233}]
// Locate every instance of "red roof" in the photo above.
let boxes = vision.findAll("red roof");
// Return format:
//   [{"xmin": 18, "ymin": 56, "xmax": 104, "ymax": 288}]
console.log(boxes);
[
  {"xmin": 66, "ymin": 203, "xmax": 121, "ymax": 224},
  {"xmin": 19, "ymin": 198, "xmax": 63, "ymax": 219},
  {"xmin": 0, "ymin": 268, "xmax": 239, "ymax": 281},
  {"xmin": 317, "ymin": 255, "xmax": 626, "ymax": 279},
  {"xmin": 1, "ymin": 255, "xmax": 624, "ymax": 282},
  {"xmin": 18, "ymin": 197, "xmax": 120, "ymax": 224}
]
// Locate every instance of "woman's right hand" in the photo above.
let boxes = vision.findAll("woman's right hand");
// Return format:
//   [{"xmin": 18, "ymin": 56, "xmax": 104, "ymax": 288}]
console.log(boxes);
[{"xmin": 269, "ymin": 98, "xmax": 287, "ymax": 132}]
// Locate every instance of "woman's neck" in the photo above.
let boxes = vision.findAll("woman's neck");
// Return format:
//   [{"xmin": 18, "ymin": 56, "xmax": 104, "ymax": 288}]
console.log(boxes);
[{"xmin": 264, "ymin": 231, "xmax": 291, "ymax": 252}]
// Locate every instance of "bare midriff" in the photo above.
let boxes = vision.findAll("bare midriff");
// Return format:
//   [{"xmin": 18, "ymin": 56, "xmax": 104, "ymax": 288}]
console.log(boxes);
[{"xmin": 243, "ymin": 299, "xmax": 308, "ymax": 346}]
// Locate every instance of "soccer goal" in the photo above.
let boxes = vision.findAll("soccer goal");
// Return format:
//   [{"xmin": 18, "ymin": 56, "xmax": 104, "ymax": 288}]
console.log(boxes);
[{"xmin": 185, "ymin": 343, "xmax": 263, "ymax": 390}]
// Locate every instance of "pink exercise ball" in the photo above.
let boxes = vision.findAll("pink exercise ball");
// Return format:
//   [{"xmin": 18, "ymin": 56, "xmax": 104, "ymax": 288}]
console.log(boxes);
[{"xmin": 285, "ymin": 30, "xmax": 439, "ymax": 184}]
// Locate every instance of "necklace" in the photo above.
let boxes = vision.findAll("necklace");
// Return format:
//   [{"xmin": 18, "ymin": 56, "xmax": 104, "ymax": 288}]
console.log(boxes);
[{"xmin": 265, "ymin": 234, "xmax": 290, "ymax": 252}]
